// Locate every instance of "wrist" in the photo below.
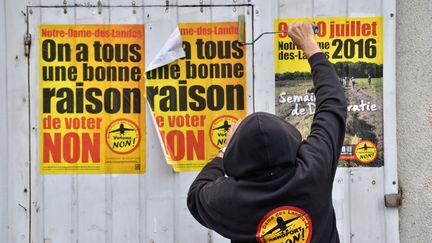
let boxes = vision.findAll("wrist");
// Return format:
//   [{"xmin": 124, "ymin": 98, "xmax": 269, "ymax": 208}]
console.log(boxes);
[
  {"xmin": 302, "ymin": 39, "xmax": 321, "ymax": 59},
  {"xmin": 216, "ymin": 146, "xmax": 226, "ymax": 158}
]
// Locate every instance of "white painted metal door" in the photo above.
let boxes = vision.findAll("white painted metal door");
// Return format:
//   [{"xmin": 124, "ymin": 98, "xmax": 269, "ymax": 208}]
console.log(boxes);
[{"xmin": 28, "ymin": 1, "xmax": 253, "ymax": 243}]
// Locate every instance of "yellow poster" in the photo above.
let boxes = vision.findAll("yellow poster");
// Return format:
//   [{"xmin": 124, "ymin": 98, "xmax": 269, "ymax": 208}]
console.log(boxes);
[
  {"xmin": 275, "ymin": 17, "xmax": 385, "ymax": 167},
  {"xmin": 146, "ymin": 22, "xmax": 247, "ymax": 172},
  {"xmin": 275, "ymin": 17, "xmax": 383, "ymax": 73},
  {"xmin": 40, "ymin": 24, "xmax": 146, "ymax": 174}
]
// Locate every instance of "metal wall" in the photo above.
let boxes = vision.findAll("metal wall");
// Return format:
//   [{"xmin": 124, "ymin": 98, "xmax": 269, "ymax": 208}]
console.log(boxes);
[
  {"xmin": 0, "ymin": 0, "xmax": 400, "ymax": 243},
  {"xmin": 1, "ymin": 0, "xmax": 32, "ymax": 242},
  {"xmin": 0, "ymin": 1, "xmax": 9, "ymax": 242}
]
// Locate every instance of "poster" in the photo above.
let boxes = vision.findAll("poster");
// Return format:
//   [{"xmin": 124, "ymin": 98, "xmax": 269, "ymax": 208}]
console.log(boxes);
[
  {"xmin": 275, "ymin": 17, "xmax": 383, "ymax": 167},
  {"xmin": 146, "ymin": 22, "xmax": 247, "ymax": 172},
  {"xmin": 39, "ymin": 24, "xmax": 146, "ymax": 174}
]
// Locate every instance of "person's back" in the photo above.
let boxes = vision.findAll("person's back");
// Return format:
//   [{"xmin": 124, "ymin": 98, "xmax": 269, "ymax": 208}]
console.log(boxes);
[{"xmin": 187, "ymin": 22, "xmax": 347, "ymax": 243}]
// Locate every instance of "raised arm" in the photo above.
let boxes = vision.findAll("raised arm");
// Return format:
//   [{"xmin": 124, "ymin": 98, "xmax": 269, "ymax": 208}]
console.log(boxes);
[{"xmin": 288, "ymin": 22, "xmax": 347, "ymax": 175}]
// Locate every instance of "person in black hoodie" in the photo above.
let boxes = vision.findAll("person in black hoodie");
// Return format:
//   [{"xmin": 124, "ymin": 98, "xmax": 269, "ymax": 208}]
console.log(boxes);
[{"xmin": 187, "ymin": 22, "xmax": 347, "ymax": 243}]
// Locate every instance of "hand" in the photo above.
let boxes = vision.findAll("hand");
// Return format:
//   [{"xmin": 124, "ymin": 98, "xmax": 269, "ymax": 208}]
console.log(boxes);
[
  {"xmin": 216, "ymin": 119, "xmax": 242, "ymax": 158},
  {"xmin": 287, "ymin": 22, "xmax": 321, "ymax": 58},
  {"xmin": 225, "ymin": 119, "xmax": 242, "ymax": 147}
]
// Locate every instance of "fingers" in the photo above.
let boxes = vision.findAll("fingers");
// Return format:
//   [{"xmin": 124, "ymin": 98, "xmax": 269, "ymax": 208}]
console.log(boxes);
[
  {"xmin": 225, "ymin": 118, "xmax": 243, "ymax": 147},
  {"xmin": 231, "ymin": 119, "xmax": 242, "ymax": 131},
  {"xmin": 287, "ymin": 22, "xmax": 321, "ymax": 58},
  {"xmin": 227, "ymin": 119, "xmax": 242, "ymax": 139},
  {"xmin": 288, "ymin": 22, "xmax": 314, "ymax": 35},
  {"xmin": 287, "ymin": 22, "xmax": 314, "ymax": 48}
]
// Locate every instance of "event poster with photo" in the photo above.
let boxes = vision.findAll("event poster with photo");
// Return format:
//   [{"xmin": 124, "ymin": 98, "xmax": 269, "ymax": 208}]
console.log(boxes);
[
  {"xmin": 146, "ymin": 22, "xmax": 247, "ymax": 172},
  {"xmin": 275, "ymin": 17, "xmax": 384, "ymax": 167},
  {"xmin": 39, "ymin": 24, "xmax": 146, "ymax": 174}
]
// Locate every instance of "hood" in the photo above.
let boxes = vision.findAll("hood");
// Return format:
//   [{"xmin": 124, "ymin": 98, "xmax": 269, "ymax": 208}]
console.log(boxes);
[{"xmin": 223, "ymin": 112, "xmax": 302, "ymax": 179}]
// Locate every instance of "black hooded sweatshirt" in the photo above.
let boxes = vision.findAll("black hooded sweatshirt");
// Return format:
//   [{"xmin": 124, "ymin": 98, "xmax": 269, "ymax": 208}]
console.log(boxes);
[{"xmin": 187, "ymin": 52, "xmax": 347, "ymax": 243}]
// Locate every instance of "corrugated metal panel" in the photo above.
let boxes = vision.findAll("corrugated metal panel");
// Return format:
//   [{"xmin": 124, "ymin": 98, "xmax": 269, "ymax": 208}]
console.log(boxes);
[
  {"xmin": 0, "ymin": 0, "xmax": 399, "ymax": 242},
  {"xmin": 274, "ymin": 1, "xmax": 398, "ymax": 243},
  {"xmin": 0, "ymin": 1, "xmax": 9, "ymax": 243},
  {"xmin": 382, "ymin": 1, "xmax": 399, "ymax": 242},
  {"xmin": 278, "ymin": 0, "xmax": 398, "ymax": 242},
  {"xmin": 1, "ymin": 0, "xmax": 31, "ymax": 242},
  {"xmin": 28, "ymin": 1, "xmax": 253, "ymax": 243},
  {"xmin": 29, "ymin": 2, "xmax": 149, "ymax": 243}
]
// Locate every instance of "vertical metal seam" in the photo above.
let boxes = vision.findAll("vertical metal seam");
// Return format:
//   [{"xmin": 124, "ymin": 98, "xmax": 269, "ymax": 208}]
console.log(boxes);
[
  {"xmin": 72, "ymin": 3, "xmax": 79, "ymax": 243},
  {"xmin": 311, "ymin": 0, "xmax": 315, "ymax": 18},
  {"xmin": 345, "ymin": 0, "xmax": 349, "ymax": 16},
  {"xmin": 173, "ymin": 1, "xmax": 179, "ymax": 242},
  {"xmin": 107, "ymin": 1, "xmax": 114, "ymax": 242},
  {"xmin": 140, "ymin": 3, "xmax": 147, "ymax": 242},
  {"xmin": 251, "ymin": 3, "xmax": 255, "ymax": 113},
  {"xmin": 0, "ymin": 0, "xmax": 9, "ymax": 241},
  {"xmin": 38, "ymin": 2, "xmax": 45, "ymax": 237},
  {"xmin": 348, "ymin": 169, "xmax": 353, "ymax": 243},
  {"xmin": 26, "ymin": 4, "xmax": 32, "ymax": 243}
]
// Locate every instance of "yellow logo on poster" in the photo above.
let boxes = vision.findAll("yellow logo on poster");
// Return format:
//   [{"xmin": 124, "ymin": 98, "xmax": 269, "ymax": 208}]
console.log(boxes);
[
  {"xmin": 209, "ymin": 115, "xmax": 239, "ymax": 149},
  {"xmin": 354, "ymin": 140, "xmax": 378, "ymax": 164},
  {"xmin": 105, "ymin": 119, "xmax": 140, "ymax": 154}
]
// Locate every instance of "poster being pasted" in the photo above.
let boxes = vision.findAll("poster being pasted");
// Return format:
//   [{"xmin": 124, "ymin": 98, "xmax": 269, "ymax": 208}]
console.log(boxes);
[
  {"xmin": 40, "ymin": 24, "xmax": 146, "ymax": 174},
  {"xmin": 275, "ymin": 17, "xmax": 384, "ymax": 167},
  {"xmin": 146, "ymin": 22, "xmax": 247, "ymax": 172}
]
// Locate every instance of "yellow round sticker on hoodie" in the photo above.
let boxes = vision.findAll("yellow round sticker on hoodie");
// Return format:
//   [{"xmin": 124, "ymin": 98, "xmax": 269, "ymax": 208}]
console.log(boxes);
[{"xmin": 256, "ymin": 206, "xmax": 312, "ymax": 243}]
